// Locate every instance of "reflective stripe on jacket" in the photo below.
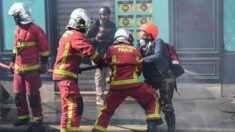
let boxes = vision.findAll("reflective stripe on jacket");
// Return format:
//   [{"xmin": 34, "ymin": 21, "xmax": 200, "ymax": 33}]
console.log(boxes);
[
  {"xmin": 53, "ymin": 29, "xmax": 101, "ymax": 80},
  {"xmin": 104, "ymin": 43, "xmax": 142, "ymax": 90},
  {"xmin": 13, "ymin": 23, "xmax": 49, "ymax": 72}
]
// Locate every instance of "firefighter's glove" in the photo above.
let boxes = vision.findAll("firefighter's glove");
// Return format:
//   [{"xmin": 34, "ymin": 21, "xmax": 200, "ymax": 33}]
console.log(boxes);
[
  {"xmin": 40, "ymin": 64, "xmax": 48, "ymax": 74},
  {"xmin": 96, "ymin": 59, "xmax": 106, "ymax": 70},
  {"xmin": 9, "ymin": 62, "xmax": 15, "ymax": 73}
]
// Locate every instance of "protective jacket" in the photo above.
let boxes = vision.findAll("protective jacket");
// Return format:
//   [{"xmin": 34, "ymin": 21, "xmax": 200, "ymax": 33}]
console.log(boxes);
[
  {"xmin": 93, "ymin": 42, "xmax": 162, "ymax": 132},
  {"xmin": 12, "ymin": 23, "xmax": 49, "ymax": 72},
  {"xmin": 87, "ymin": 19, "xmax": 116, "ymax": 57},
  {"xmin": 141, "ymin": 39, "xmax": 170, "ymax": 85},
  {"xmin": 53, "ymin": 29, "xmax": 102, "ymax": 80},
  {"xmin": 104, "ymin": 43, "xmax": 142, "ymax": 90}
]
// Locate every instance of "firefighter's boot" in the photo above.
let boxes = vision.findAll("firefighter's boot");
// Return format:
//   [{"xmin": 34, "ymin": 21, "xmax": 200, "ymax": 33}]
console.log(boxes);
[
  {"xmin": 29, "ymin": 119, "xmax": 43, "ymax": 126},
  {"xmin": 14, "ymin": 118, "xmax": 30, "ymax": 126},
  {"xmin": 147, "ymin": 120, "xmax": 158, "ymax": 132}
]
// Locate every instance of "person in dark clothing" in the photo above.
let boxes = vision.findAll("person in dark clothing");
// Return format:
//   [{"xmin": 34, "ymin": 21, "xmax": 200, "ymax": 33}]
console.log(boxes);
[
  {"xmin": 87, "ymin": 6, "xmax": 116, "ymax": 105},
  {"xmin": 138, "ymin": 23, "xmax": 176, "ymax": 132}
]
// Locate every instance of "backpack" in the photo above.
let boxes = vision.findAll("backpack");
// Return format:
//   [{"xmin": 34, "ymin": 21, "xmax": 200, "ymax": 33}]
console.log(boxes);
[{"xmin": 166, "ymin": 43, "xmax": 185, "ymax": 78}]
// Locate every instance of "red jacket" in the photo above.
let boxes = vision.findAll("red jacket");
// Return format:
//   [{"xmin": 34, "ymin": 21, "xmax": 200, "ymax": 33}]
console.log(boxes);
[
  {"xmin": 53, "ymin": 29, "xmax": 101, "ymax": 80},
  {"xmin": 12, "ymin": 23, "xmax": 49, "ymax": 72},
  {"xmin": 104, "ymin": 43, "xmax": 142, "ymax": 90}
]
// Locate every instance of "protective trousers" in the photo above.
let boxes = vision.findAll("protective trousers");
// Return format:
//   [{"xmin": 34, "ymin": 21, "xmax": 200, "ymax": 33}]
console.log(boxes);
[
  {"xmin": 159, "ymin": 70, "xmax": 176, "ymax": 132},
  {"xmin": 13, "ymin": 71, "xmax": 43, "ymax": 121},
  {"xmin": 57, "ymin": 79, "xmax": 83, "ymax": 132},
  {"xmin": 92, "ymin": 83, "xmax": 161, "ymax": 132}
]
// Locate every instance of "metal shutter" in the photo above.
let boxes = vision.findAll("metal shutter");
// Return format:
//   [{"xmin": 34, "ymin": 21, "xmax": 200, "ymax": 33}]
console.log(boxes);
[{"xmin": 56, "ymin": 0, "xmax": 115, "ymax": 38}]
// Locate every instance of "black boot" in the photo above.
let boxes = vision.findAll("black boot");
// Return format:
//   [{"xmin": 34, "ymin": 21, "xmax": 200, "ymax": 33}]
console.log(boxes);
[
  {"xmin": 14, "ymin": 118, "xmax": 30, "ymax": 126},
  {"xmin": 147, "ymin": 120, "xmax": 159, "ymax": 132},
  {"xmin": 165, "ymin": 111, "xmax": 175, "ymax": 132}
]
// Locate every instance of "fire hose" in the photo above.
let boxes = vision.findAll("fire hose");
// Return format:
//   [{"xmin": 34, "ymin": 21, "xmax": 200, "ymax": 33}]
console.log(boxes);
[
  {"xmin": 47, "ymin": 62, "xmax": 142, "ymax": 73},
  {"xmin": 0, "ymin": 62, "xmax": 10, "ymax": 70},
  {"xmin": 0, "ymin": 62, "xmax": 141, "ymax": 74}
]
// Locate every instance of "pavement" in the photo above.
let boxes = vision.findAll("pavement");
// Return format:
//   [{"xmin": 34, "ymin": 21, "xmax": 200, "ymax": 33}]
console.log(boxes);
[{"xmin": 0, "ymin": 93, "xmax": 235, "ymax": 132}]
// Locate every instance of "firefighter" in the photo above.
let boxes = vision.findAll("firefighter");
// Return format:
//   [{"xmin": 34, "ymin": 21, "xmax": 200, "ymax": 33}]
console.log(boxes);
[
  {"xmin": 87, "ymin": 6, "xmax": 116, "ymax": 105},
  {"xmin": 53, "ymin": 8, "xmax": 105, "ymax": 132},
  {"xmin": 92, "ymin": 28, "xmax": 162, "ymax": 132},
  {"xmin": 8, "ymin": 3, "xmax": 49, "ymax": 126},
  {"xmin": 138, "ymin": 23, "xmax": 176, "ymax": 132}
]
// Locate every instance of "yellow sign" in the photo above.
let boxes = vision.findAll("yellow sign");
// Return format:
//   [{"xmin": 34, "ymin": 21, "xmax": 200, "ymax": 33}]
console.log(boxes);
[
  {"xmin": 118, "ymin": 15, "xmax": 134, "ymax": 27},
  {"xmin": 136, "ymin": 15, "xmax": 152, "ymax": 26},
  {"xmin": 136, "ymin": 0, "xmax": 152, "ymax": 13},
  {"xmin": 118, "ymin": 1, "xmax": 134, "ymax": 13}
]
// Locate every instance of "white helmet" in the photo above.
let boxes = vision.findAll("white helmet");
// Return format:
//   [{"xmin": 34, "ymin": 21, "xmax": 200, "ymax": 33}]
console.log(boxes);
[
  {"xmin": 66, "ymin": 8, "xmax": 93, "ymax": 30},
  {"xmin": 114, "ymin": 28, "xmax": 132, "ymax": 44},
  {"xmin": 8, "ymin": 3, "xmax": 33, "ymax": 25}
]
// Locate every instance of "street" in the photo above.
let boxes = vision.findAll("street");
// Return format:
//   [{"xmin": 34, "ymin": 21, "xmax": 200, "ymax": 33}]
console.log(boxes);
[{"xmin": 0, "ymin": 95, "xmax": 235, "ymax": 132}]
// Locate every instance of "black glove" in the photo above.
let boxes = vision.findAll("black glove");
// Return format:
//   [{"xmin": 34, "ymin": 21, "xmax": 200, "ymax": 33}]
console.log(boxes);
[
  {"xmin": 96, "ymin": 58, "xmax": 106, "ymax": 70},
  {"xmin": 40, "ymin": 64, "xmax": 48, "ymax": 74}
]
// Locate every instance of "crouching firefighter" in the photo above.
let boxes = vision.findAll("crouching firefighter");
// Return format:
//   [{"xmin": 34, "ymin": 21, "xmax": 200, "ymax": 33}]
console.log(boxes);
[
  {"xmin": 92, "ymin": 28, "xmax": 162, "ymax": 132},
  {"xmin": 53, "ymin": 8, "xmax": 105, "ymax": 132},
  {"xmin": 138, "ymin": 23, "xmax": 176, "ymax": 132},
  {"xmin": 8, "ymin": 3, "xmax": 49, "ymax": 126}
]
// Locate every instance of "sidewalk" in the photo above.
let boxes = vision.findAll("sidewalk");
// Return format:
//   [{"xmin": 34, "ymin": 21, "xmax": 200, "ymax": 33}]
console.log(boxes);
[{"xmin": 0, "ymin": 94, "xmax": 235, "ymax": 132}]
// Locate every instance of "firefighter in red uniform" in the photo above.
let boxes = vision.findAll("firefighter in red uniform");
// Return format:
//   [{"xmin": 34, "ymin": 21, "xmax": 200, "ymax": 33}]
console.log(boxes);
[
  {"xmin": 8, "ymin": 3, "xmax": 49, "ymax": 126},
  {"xmin": 53, "ymin": 8, "xmax": 105, "ymax": 132},
  {"xmin": 92, "ymin": 28, "xmax": 162, "ymax": 132}
]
